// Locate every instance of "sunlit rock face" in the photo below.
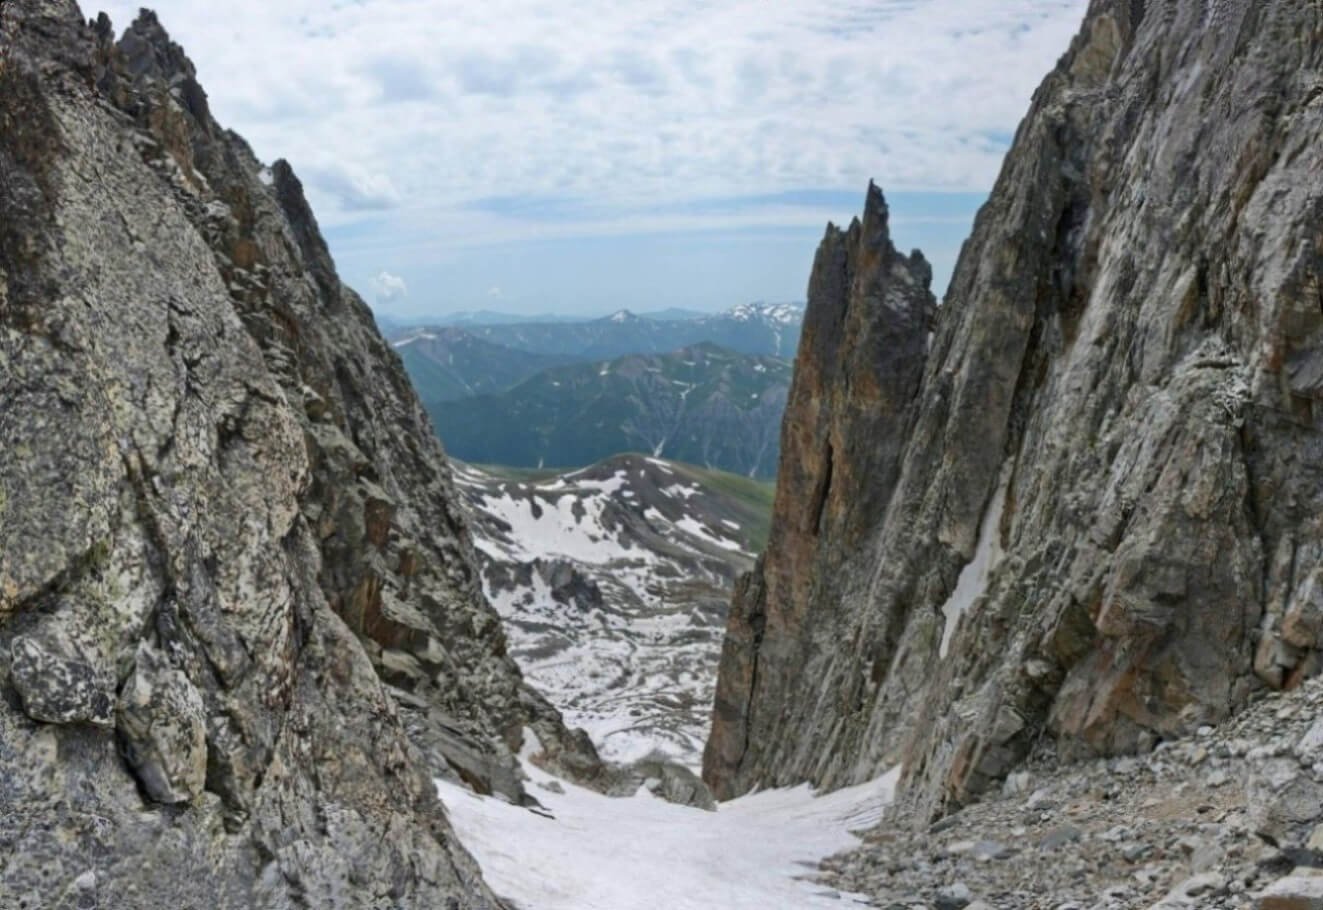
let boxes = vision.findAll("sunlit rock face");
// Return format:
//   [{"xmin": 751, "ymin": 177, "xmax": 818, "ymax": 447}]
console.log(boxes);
[
  {"xmin": 0, "ymin": 3, "xmax": 596, "ymax": 904},
  {"xmin": 706, "ymin": 0, "xmax": 1323, "ymax": 821}
]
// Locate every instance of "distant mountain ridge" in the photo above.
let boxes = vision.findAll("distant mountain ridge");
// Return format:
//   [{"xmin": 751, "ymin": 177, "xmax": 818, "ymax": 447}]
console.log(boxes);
[
  {"xmin": 398, "ymin": 302, "xmax": 805, "ymax": 361},
  {"xmin": 416, "ymin": 310, "xmax": 588, "ymax": 326},
  {"xmin": 453, "ymin": 454, "xmax": 774, "ymax": 767},
  {"xmin": 427, "ymin": 343, "xmax": 791, "ymax": 477},
  {"xmin": 386, "ymin": 302, "xmax": 800, "ymax": 330},
  {"xmin": 393, "ymin": 327, "xmax": 577, "ymax": 402}
]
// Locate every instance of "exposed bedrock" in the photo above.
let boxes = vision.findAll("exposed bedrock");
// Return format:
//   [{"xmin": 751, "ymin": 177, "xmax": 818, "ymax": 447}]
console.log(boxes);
[
  {"xmin": 705, "ymin": 182, "xmax": 937, "ymax": 800},
  {"xmin": 705, "ymin": 0, "xmax": 1323, "ymax": 821},
  {"xmin": 0, "ymin": 1, "xmax": 597, "ymax": 905}
]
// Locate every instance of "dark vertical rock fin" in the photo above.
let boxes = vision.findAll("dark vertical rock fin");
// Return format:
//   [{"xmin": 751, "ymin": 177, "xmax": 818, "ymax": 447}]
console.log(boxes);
[{"xmin": 704, "ymin": 183, "xmax": 937, "ymax": 798}]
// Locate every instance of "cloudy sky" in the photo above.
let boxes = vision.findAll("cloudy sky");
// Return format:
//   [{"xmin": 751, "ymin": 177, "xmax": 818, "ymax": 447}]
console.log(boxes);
[{"xmin": 96, "ymin": 0, "xmax": 1084, "ymax": 319}]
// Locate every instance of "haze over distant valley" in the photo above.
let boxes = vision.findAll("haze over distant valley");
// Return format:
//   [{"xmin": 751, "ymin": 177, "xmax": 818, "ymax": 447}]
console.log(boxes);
[{"xmin": 393, "ymin": 302, "xmax": 802, "ymax": 477}]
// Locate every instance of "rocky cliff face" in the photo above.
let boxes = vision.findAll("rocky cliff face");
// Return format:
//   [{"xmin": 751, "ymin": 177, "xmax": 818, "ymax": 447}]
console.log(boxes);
[
  {"xmin": 706, "ymin": 0, "xmax": 1323, "ymax": 820},
  {"xmin": 705, "ymin": 182, "xmax": 937, "ymax": 799},
  {"xmin": 0, "ymin": 3, "xmax": 594, "ymax": 905}
]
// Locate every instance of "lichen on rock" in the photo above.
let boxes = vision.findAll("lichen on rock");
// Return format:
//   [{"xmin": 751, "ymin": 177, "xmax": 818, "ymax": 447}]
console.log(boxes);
[{"xmin": 10, "ymin": 628, "xmax": 115, "ymax": 727}]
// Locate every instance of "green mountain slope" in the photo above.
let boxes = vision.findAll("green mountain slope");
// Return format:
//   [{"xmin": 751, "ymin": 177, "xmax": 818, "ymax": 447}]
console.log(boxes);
[
  {"xmin": 393, "ymin": 327, "xmax": 576, "ymax": 402},
  {"xmin": 409, "ymin": 303, "xmax": 804, "ymax": 361},
  {"xmin": 428, "ymin": 344, "xmax": 791, "ymax": 477}
]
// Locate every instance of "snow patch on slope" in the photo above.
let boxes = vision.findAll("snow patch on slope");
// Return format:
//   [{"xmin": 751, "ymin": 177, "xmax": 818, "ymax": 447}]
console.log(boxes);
[
  {"xmin": 475, "ymin": 488, "xmax": 644, "ymax": 565},
  {"xmin": 454, "ymin": 456, "xmax": 758, "ymax": 767},
  {"xmin": 939, "ymin": 464, "xmax": 1011, "ymax": 658},
  {"xmin": 391, "ymin": 331, "xmax": 438, "ymax": 348},
  {"xmin": 435, "ymin": 754, "xmax": 899, "ymax": 910},
  {"xmin": 675, "ymin": 516, "xmax": 744, "ymax": 552}
]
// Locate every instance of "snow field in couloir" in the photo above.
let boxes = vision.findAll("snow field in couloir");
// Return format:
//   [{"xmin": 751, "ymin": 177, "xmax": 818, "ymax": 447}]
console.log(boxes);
[{"xmin": 436, "ymin": 732, "xmax": 900, "ymax": 910}]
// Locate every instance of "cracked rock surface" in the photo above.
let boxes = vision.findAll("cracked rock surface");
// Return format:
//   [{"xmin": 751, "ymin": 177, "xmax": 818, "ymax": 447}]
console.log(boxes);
[
  {"xmin": 707, "ymin": 0, "xmax": 1323, "ymax": 827},
  {"xmin": 0, "ymin": 2, "xmax": 597, "ymax": 905}
]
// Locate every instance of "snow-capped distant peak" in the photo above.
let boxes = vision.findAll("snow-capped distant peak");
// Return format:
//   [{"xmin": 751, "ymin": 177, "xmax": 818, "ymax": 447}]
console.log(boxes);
[
  {"xmin": 722, "ymin": 302, "xmax": 804, "ymax": 325},
  {"xmin": 391, "ymin": 330, "xmax": 438, "ymax": 348},
  {"xmin": 608, "ymin": 309, "xmax": 637, "ymax": 323}
]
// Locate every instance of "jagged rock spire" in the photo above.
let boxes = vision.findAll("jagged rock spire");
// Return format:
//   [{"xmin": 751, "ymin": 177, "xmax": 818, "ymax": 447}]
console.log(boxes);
[{"xmin": 704, "ymin": 181, "xmax": 936, "ymax": 799}]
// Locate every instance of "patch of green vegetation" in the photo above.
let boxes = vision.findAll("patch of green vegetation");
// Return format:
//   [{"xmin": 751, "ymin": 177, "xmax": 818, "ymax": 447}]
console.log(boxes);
[
  {"xmin": 399, "ymin": 347, "xmax": 471, "ymax": 403},
  {"xmin": 467, "ymin": 462, "xmax": 565, "ymax": 484},
  {"xmin": 427, "ymin": 344, "xmax": 790, "ymax": 477},
  {"xmin": 669, "ymin": 460, "xmax": 776, "ymax": 552}
]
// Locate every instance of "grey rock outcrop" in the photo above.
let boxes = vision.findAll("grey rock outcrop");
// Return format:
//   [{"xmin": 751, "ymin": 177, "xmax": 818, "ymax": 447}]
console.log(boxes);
[
  {"xmin": 0, "ymin": 1, "xmax": 594, "ymax": 905},
  {"xmin": 705, "ymin": 182, "xmax": 937, "ymax": 799},
  {"xmin": 612, "ymin": 760, "xmax": 717, "ymax": 812},
  {"xmin": 1247, "ymin": 758, "xmax": 1323, "ymax": 847},
  {"xmin": 117, "ymin": 644, "xmax": 209, "ymax": 804},
  {"xmin": 10, "ymin": 627, "xmax": 116, "ymax": 727},
  {"xmin": 706, "ymin": 0, "xmax": 1323, "ymax": 821}
]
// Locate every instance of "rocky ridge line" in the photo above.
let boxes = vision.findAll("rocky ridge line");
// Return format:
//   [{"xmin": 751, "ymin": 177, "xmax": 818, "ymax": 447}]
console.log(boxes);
[{"xmin": 0, "ymin": 2, "xmax": 592, "ymax": 905}]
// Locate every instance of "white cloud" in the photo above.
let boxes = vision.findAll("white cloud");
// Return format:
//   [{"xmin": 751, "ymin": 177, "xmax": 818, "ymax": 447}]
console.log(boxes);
[
  {"xmin": 93, "ymin": 2, "xmax": 1083, "ymax": 205},
  {"xmin": 372, "ymin": 270, "xmax": 410, "ymax": 303},
  {"xmin": 90, "ymin": 1, "xmax": 1087, "ymax": 305},
  {"xmin": 488, "ymin": 286, "xmax": 503, "ymax": 298},
  {"xmin": 302, "ymin": 163, "xmax": 402, "ymax": 212}
]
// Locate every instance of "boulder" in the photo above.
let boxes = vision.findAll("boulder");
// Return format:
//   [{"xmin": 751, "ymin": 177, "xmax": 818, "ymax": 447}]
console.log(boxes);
[
  {"xmin": 617, "ymin": 759, "xmax": 717, "ymax": 811},
  {"xmin": 1249, "ymin": 759, "xmax": 1323, "ymax": 845},
  {"xmin": 116, "ymin": 645, "xmax": 208, "ymax": 804},
  {"xmin": 1258, "ymin": 876, "xmax": 1323, "ymax": 910},
  {"xmin": 9, "ymin": 631, "xmax": 114, "ymax": 727}
]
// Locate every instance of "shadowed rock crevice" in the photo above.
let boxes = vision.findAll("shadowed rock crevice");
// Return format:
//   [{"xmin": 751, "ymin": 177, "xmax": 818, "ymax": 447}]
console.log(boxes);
[{"xmin": 810, "ymin": 444, "xmax": 834, "ymax": 537}]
